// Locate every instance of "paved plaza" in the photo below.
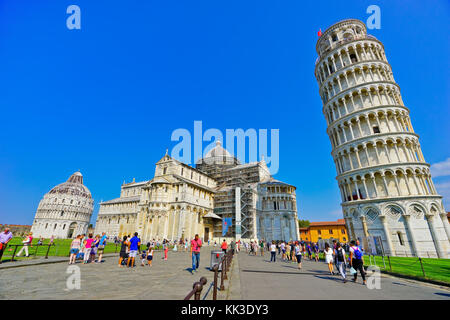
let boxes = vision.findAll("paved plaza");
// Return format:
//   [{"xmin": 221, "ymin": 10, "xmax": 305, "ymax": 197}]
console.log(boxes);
[
  {"xmin": 0, "ymin": 248, "xmax": 449, "ymax": 300},
  {"xmin": 0, "ymin": 248, "xmax": 226, "ymax": 300},
  {"xmin": 237, "ymin": 251, "xmax": 450, "ymax": 300}
]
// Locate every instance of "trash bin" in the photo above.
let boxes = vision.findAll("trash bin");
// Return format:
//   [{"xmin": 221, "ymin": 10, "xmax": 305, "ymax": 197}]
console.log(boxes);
[{"xmin": 210, "ymin": 251, "xmax": 225, "ymax": 271}]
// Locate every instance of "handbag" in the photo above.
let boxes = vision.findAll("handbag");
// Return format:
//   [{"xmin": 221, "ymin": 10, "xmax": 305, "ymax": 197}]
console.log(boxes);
[{"xmin": 349, "ymin": 267, "xmax": 357, "ymax": 275}]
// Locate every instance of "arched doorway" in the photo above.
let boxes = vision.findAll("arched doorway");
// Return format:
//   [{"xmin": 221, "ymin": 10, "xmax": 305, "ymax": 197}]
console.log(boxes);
[{"xmin": 67, "ymin": 222, "xmax": 77, "ymax": 239}]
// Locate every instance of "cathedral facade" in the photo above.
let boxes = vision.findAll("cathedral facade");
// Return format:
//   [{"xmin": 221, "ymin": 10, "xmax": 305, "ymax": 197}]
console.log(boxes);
[{"xmin": 94, "ymin": 142, "xmax": 300, "ymax": 242}]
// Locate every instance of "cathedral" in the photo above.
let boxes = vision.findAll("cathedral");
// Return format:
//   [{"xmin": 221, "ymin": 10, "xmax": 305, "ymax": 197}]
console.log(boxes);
[{"xmin": 94, "ymin": 141, "xmax": 300, "ymax": 242}]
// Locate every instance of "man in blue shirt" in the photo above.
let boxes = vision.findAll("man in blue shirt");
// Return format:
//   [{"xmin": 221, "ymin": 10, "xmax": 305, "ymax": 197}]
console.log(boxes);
[
  {"xmin": 127, "ymin": 232, "xmax": 141, "ymax": 268},
  {"xmin": 96, "ymin": 232, "xmax": 107, "ymax": 263}
]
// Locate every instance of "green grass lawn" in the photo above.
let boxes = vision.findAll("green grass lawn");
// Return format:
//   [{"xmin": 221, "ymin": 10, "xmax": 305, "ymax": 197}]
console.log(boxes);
[
  {"xmin": 307, "ymin": 252, "xmax": 450, "ymax": 284},
  {"xmin": 1, "ymin": 237, "xmax": 121, "ymax": 261},
  {"xmin": 363, "ymin": 255, "xmax": 450, "ymax": 284},
  {"xmin": 1, "ymin": 237, "xmax": 174, "ymax": 262}
]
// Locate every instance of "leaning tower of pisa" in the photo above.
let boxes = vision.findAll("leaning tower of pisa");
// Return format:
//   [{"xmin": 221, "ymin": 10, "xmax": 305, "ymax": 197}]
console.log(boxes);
[{"xmin": 314, "ymin": 19, "xmax": 449, "ymax": 258}]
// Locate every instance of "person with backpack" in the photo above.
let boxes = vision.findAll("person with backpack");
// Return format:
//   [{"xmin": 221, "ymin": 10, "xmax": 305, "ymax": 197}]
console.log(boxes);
[
  {"xmin": 314, "ymin": 243, "xmax": 319, "ymax": 262},
  {"xmin": 335, "ymin": 242, "xmax": 347, "ymax": 282},
  {"xmin": 349, "ymin": 240, "xmax": 366, "ymax": 285}
]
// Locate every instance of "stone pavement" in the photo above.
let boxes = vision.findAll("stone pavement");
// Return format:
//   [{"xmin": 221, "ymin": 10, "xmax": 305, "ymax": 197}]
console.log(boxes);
[
  {"xmin": 237, "ymin": 251, "xmax": 450, "ymax": 300},
  {"xmin": 0, "ymin": 247, "xmax": 229, "ymax": 300}
]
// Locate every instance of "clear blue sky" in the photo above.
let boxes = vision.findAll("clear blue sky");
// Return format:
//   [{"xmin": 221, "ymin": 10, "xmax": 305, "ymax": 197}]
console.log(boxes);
[{"xmin": 0, "ymin": 0, "xmax": 449, "ymax": 226}]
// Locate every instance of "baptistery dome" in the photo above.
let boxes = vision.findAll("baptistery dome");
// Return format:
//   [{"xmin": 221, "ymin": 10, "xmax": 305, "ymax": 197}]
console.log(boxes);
[
  {"xmin": 31, "ymin": 171, "xmax": 94, "ymax": 239},
  {"xmin": 48, "ymin": 171, "xmax": 92, "ymax": 199}
]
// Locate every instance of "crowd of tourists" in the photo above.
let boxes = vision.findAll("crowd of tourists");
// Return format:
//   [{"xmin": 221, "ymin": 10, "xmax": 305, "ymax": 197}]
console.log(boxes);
[
  {"xmin": 239, "ymin": 238, "xmax": 366, "ymax": 285},
  {"xmin": 69, "ymin": 232, "xmax": 108, "ymax": 264},
  {"xmin": 2, "ymin": 226, "xmax": 366, "ymax": 284}
]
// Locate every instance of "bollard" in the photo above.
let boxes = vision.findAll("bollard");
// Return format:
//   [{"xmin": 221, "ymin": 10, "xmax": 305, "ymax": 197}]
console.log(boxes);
[
  {"xmin": 213, "ymin": 265, "xmax": 219, "ymax": 300},
  {"xmin": 387, "ymin": 255, "xmax": 392, "ymax": 272},
  {"xmin": 220, "ymin": 259, "xmax": 225, "ymax": 290},
  {"xmin": 418, "ymin": 258, "xmax": 426, "ymax": 278},
  {"xmin": 381, "ymin": 255, "xmax": 386, "ymax": 270}
]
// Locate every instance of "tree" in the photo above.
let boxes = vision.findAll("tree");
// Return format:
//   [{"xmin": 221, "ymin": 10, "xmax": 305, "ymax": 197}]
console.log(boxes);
[{"xmin": 298, "ymin": 220, "xmax": 310, "ymax": 228}]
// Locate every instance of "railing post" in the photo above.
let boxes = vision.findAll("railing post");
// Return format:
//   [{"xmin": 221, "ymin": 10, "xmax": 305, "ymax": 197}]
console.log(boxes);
[
  {"xmin": 11, "ymin": 245, "xmax": 18, "ymax": 261},
  {"xmin": 34, "ymin": 244, "xmax": 40, "ymax": 257},
  {"xmin": 45, "ymin": 244, "xmax": 52, "ymax": 259},
  {"xmin": 223, "ymin": 256, "xmax": 228, "ymax": 280},
  {"xmin": 213, "ymin": 265, "xmax": 218, "ymax": 300},
  {"xmin": 220, "ymin": 259, "xmax": 225, "ymax": 290},
  {"xmin": 419, "ymin": 258, "xmax": 426, "ymax": 278}
]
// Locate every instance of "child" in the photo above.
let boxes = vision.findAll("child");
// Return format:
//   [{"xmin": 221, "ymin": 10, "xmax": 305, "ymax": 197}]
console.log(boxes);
[
  {"xmin": 147, "ymin": 247, "xmax": 153, "ymax": 266},
  {"xmin": 141, "ymin": 250, "xmax": 147, "ymax": 266},
  {"xmin": 163, "ymin": 241, "xmax": 168, "ymax": 260}
]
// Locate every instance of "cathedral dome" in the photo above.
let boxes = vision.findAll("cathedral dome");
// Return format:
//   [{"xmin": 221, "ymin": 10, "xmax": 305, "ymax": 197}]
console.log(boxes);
[
  {"xmin": 48, "ymin": 171, "xmax": 92, "ymax": 199},
  {"xmin": 196, "ymin": 140, "xmax": 240, "ymax": 165}
]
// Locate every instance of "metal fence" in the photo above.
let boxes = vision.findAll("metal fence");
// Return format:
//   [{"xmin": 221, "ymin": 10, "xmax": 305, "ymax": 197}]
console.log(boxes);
[
  {"xmin": 1, "ymin": 243, "xmax": 55, "ymax": 261},
  {"xmin": 183, "ymin": 250, "xmax": 234, "ymax": 300},
  {"xmin": 364, "ymin": 253, "xmax": 449, "ymax": 284}
]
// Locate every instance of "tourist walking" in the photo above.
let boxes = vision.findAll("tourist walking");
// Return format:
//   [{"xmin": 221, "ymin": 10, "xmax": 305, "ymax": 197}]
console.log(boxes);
[
  {"xmin": 332, "ymin": 240, "xmax": 338, "ymax": 269},
  {"xmin": 140, "ymin": 250, "xmax": 147, "ymax": 266},
  {"xmin": 147, "ymin": 247, "xmax": 153, "ymax": 266},
  {"xmin": 314, "ymin": 243, "xmax": 319, "ymax": 262},
  {"xmin": 163, "ymin": 240, "xmax": 169, "ymax": 260},
  {"xmin": 270, "ymin": 240, "xmax": 276, "ymax": 262},
  {"xmin": 118, "ymin": 236, "xmax": 129, "ymax": 267},
  {"xmin": 349, "ymin": 240, "xmax": 366, "ymax": 285},
  {"xmin": 289, "ymin": 241, "xmax": 295, "ymax": 262},
  {"xmin": 191, "ymin": 234, "xmax": 202, "ymax": 273},
  {"xmin": 221, "ymin": 239, "xmax": 228, "ymax": 253},
  {"xmin": 280, "ymin": 241, "xmax": 286, "ymax": 260},
  {"xmin": 335, "ymin": 242, "xmax": 347, "ymax": 282},
  {"xmin": 69, "ymin": 235, "xmax": 82, "ymax": 264},
  {"xmin": 127, "ymin": 232, "xmax": 141, "ymax": 268},
  {"xmin": 324, "ymin": 243, "xmax": 335, "ymax": 275},
  {"xmin": 83, "ymin": 234, "xmax": 95, "ymax": 264},
  {"xmin": 0, "ymin": 227, "xmax": 13, "ymax": 263},
  {"xmin": 294, "ymin": 241, "xmax": 302, "ymax": 269},
  {"xmin": 16, "ymin": 232, "xmax": 33, "ymax": 257}
]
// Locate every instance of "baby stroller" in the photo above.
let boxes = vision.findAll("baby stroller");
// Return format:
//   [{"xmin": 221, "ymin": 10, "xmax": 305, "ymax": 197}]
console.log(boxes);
[{"xmin": 76, "ymin": 251, "xmax": 84, "ymax": 260}]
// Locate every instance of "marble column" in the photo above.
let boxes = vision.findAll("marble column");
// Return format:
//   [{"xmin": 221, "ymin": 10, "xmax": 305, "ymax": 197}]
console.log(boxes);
[
  {"xmin": 379, "ymin": 215, "xmax": 395, "ymax": 256},
  {"xmin": 425, "ymin": 214, "xmax": 445, "ymax": 258},
  {"xmin": 359, "ymin": 215, "xmax": 370, "ymax": 251},
  {"xmin": 403, "ymin": 214, "xmax": 419, "ymax": 257},
  {"xmin": 439, "ymin": 213, "xmax": 450, "ymax": 243}
]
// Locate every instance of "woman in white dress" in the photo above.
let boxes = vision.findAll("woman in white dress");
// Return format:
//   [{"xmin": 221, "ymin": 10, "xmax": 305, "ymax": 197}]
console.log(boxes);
[{"xmin": 324, "ymin": 243, "xmax": 335, "ymax": 275}]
